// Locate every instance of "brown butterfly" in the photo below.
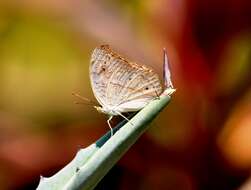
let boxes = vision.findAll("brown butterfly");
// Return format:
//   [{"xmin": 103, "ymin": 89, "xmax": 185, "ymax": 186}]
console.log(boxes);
[{"xmin": 87, "ymin": 45, "xmax": 174, "ymax": 135}]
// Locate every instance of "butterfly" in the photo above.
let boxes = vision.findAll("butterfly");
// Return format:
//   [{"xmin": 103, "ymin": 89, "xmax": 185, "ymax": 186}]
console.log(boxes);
[{"xmin": 87, "ymin": 45, "xmax": 174, "ymax": 135}]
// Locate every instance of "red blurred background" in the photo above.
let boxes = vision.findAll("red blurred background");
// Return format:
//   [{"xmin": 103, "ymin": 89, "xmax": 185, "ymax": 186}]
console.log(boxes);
[{"xmin": 0, "ymin": 0, "xmax": 251, "ymax": 189}]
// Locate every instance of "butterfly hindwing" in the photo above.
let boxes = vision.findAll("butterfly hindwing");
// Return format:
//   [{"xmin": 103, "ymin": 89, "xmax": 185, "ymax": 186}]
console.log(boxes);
[{"xmin": 89, "ymin": 45, "xmax": 162, "ymax": 112}]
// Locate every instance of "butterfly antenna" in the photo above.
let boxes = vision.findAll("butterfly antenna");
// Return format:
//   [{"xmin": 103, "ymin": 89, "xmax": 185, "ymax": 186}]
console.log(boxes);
[
  {"xmin": 72, "ymin": 92, "xmax": 97, "ymax": 106},
  {"xmin": 74, "ymin": 101, "xmax": 94, "ymax": 106},
  {"xmin": 163, "ymin": 48, "xmax": 174, "ymax": 89}
]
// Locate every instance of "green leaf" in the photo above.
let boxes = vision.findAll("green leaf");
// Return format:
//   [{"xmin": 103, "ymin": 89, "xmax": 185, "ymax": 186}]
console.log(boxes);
[{"xmin": 37, "ymin": 89, "xmax": 174, "ymax": 190}]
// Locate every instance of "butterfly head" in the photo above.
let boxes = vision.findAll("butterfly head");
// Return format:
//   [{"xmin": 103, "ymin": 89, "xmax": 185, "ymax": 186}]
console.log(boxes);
[{"xmin": 94, "ymin": 106, "xmax": 118, "ymax": 116}]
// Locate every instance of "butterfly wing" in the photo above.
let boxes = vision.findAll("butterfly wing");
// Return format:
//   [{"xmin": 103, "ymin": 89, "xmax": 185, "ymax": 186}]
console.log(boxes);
[
  {"xmin": 89, "ymin": 45, "xmax": 114, "ymax": 107},
  {"xmin": 106, "ymin": 62, "xmax": 162, "ymax": 108},
  {"xmin": 115, "ymin": 64, "xmax": 162, "ymax": 104},
  {"xmin": 89, "ymin": 45, "xmax": 162, "ymax": 112}
]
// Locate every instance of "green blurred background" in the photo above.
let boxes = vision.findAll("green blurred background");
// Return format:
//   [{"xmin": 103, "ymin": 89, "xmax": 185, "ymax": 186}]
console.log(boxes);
[{"xmin": 0, "ymin": 0, "xmax": 251, "ymax": 189}]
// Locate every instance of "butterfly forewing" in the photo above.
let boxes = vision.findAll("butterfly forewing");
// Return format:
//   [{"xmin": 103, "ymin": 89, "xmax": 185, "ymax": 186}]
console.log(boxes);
[
  {"xmin": 89, "ymin": 45, "xmax": 162, "ymax": 112},
  {"xmin": 89, "ymin": 45, "xmax": 114, "ymax": 107}
]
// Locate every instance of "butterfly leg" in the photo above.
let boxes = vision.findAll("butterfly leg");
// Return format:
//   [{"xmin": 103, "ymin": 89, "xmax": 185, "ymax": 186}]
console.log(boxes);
[
  {"xmin": 145, "ymin": 78, "xmax": 160, "ymax": 100},
  {"xmin": 115, "ymin": 111, "xmax": 134, "ymax": 127},
  {"xmin": 107, "ymin": 116, "xmax": 113, "ymax": 136},
  {"xmin": 154, "ymin": 89, "xmax": 160, "ymax": 100}
]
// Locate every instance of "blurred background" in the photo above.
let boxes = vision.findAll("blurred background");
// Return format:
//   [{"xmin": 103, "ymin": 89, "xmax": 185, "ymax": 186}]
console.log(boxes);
[{"xmin": 0, "ymin": 0, "xmax": 251, "ymax": 189}]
